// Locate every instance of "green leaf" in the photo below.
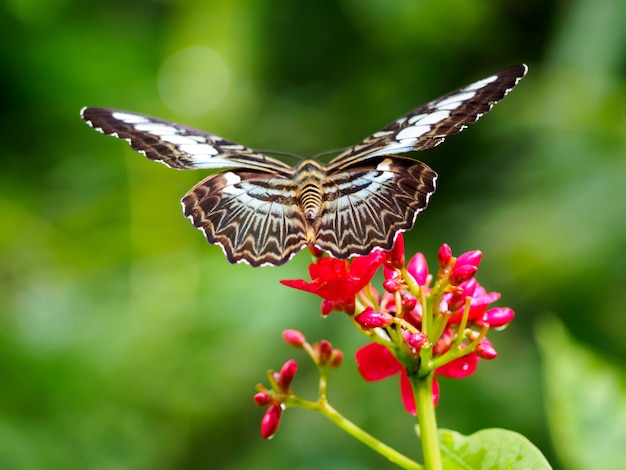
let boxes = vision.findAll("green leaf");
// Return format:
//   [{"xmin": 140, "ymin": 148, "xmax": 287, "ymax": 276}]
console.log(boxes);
[
  {"xmin": 439, "ymin": 428, "xmax": 551, "ymax": 469},
  {"xmin": 536, "ymin": 317, "xmax": 626, "ymax": 470}
]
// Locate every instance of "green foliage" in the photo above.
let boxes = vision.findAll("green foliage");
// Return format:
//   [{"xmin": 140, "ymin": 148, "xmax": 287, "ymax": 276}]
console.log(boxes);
[
  {"xmin": 537, "ymin": 318, "xmax": 626, "ymax": 470},
  {"xmin": 440, "ymin": 428, "xmax": 551, "ymax": 469},
  {"xmin": 0, "ymin": 0, "xmax": 625, "ymax": 467}
]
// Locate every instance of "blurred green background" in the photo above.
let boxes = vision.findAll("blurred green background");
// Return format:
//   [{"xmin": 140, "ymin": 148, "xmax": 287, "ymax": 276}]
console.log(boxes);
[{"xmin": 1, "ymin": 0, "xmax": 625, "ymax": 468}]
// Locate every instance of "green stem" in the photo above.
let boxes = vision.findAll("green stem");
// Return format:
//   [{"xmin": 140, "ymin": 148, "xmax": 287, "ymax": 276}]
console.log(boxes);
[
  {"xmin": 315, "ymin": 399, "xmax": 423, "ymax": 470},
  {"xmin": 412, "ymin": 373, "xmax": 442, "ymax": 470}
]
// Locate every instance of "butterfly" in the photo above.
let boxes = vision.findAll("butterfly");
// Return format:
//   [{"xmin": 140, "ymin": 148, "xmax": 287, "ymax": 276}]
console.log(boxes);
[{"xmin": 81, "ymin": 64, "xmax": 527, "ymax": 267}]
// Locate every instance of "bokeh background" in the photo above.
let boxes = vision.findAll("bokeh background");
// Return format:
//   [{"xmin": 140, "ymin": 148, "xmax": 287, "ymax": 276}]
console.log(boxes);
[{"xmin": 1, "ymin": 0, "xmax": 625, "ymax": 468}]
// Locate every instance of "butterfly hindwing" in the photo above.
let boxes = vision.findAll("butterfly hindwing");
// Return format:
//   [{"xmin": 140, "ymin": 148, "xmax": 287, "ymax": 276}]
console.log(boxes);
[
  {"xmin": 315, "ymin": 157, "xmax": 437, "ymax": 258},
  {"xmin": 182, "ymin": 171, "xmax": 308, "ymax": 266},
  {"xmin": 80, "ymin": 107, "xmax": 291, "ymax": 173}
]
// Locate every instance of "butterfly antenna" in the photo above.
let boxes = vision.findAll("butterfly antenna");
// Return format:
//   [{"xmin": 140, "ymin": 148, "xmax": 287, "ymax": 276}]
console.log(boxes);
[
  {"xmin": 258, "ymin": 149, "xmax": 304, "ymax": 162},
  {"xmin": 312, "ymin": 146, "xmax": 350, "ymax": 161}
]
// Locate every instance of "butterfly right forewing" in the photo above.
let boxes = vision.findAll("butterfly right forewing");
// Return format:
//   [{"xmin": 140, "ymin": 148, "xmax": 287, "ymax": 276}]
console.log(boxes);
[{"xmin": 329, "ymin": 64, "xmax": 528, "ymax": 169}]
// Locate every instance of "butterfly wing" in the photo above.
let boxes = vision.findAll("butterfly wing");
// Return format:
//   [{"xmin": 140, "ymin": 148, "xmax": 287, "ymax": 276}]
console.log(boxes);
[
  {"xmin": 329, "ymin": 64, "xmax": 528, "ymax": 169},
  {"xmin": 313, "ymin": 156, "xmax": 437, "ymax": 258},
  {"xmin": 80, "ymin": 107, "xmax": 292, "ymax": 173},
  {"xmin": 182, "ymin": 170, "xmax": 308, "ymax": 266}
]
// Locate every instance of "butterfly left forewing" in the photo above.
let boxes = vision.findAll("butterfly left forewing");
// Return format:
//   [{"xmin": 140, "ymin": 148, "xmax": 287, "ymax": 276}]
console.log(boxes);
[
  {"xmin": 314, "ymin": 156, "xmax": 437, "ymax": 258},
  {"xmin": 81, "ymin": 107, "xmax": 292, "ymax": 173},
  {"xmin": 183, "ymin": 170, "xmax": 309, "ymax": 266}
]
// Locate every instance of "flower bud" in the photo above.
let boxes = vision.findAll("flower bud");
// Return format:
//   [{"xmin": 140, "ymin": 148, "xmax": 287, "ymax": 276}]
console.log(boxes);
[
  {"xmin": 448, "ymin": 264, "xmax": 478, "ymax": 286},
  {"xmin": 321, "ymin": 299, "xmax": 335, "ymax": 316},
  {"xmin": 401, "ymin": 292, "xmax": 417, "ymax": 312},
  {"xmin": 277, "ymin": 359, "xmax": 298, "ymax": 391},
  {"xmin": 283, "ymin": 329, "xmax": 306, "ymax": 347},
  {"xmin": 476, "ymin": 338, "xmax": 498, "ymax": 359},
  {"xmin": 442, "ymin": 288, "xmax": 466, "ymax": 313},
  {"xmin": 253, "ymin": 392, "xmax": 273, "ymax": 406},
  {"xmin": 437, "ymin": 243, "xmax": 453, "ymax": 267},
  {"xmin": 456, "ymin": 250, "xmax": 482, "ymax": 268},
  {"xmin": 308, "ymin": 244, "xmax": 325, "ymax": 259},
  {"xmin": 385, "ymin": 233, "xmax": 405, "ymax": 269},
  {"xmin": 405, "ymin": 331, "xmax": 427, "ymax": 349},
  {"xmin": 317, "ymin": 340, "xmax": 333, "ymax": 363},
  {"xmin": 383, "ymin": 278, "xmax": 401, "ymax": 292},
  {"xmin": 475, "ymin": 307, "xmax": 515, "ymax": 328},
  {"xmin": 407, "ymin": 252, "xmax": 429, "ymax": 286},
  {"xmin": 329, "ymin": 349, "xmax": 344, "ymax": 368},
  {"xmin": 261, "ymin": 404, "xmax": 283, "ymax": 439},
  {"xmin": 355, "ymin": 307, "xmax": 394, "ymax": 329}
]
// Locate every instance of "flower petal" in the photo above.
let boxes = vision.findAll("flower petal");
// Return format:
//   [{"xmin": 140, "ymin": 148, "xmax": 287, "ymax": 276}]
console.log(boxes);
[
  {"xmin": 399, "ymin": 371, "xmax": 416, "ymax": 415},
  {"xmin": 355, "ymin": 343, "xmax": 402, "ymax": 381},
  {"xmin": 436, "ymin": 353, "xmax": 479, "ymax": 378}
]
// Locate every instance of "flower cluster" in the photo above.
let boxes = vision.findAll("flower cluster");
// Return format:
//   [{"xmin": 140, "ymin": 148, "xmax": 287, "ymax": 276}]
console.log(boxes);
[
  {"xmin": 254, "ymin": 330, "xmax": 343, "ymax": 439},
  {"xmin": 280, "ymin": 235, "xmax": 514, "ymax": 415}
]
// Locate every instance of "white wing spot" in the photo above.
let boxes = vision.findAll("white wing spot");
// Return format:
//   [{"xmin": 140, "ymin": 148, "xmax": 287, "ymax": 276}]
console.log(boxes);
[
  {"xmin": 112, "ymin": 112, "xmax": 149, "ymax": 124},
  {"xmin": 408, "ymin": 113, "xmax": 427, "ymax": 124},
  {"xmin": 372, "ymin": 130, "xmax": 394, "ymax": 138},
  {"xmin": 133, "ymin": 123, "xmax": 178, "ymax": 135},
  {"xmin": 222, "ymin": 172, "xmax": 242, "ymax": 187},
  {"xmin": 463, "ymin": 75, "xmax": 498, "ymax": 92},
  {"xmin": 435, "ymin": 91, "xmax": 475, "ymax": 110},
  {"xmin": 161, "ymin": 134, "xmax": 204, "ymax": 145},
  {"xmin": 418, "ymin": 110, "xmax": 450, "ymax": 125},
  {"xmin": 179, "ymin": 143, "xmax": 218, "ymax": 155},
  {"xmin": 396, "ymin": 125, "xmax": 430, "ymax": 140}
]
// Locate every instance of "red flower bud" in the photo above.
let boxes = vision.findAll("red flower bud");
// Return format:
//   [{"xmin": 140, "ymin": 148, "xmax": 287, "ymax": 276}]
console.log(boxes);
[
  {"xmin": 318, "ymin": 340, "xmax": 333, "ymax": 363},
  {"xmin": 476, "ymin": 307, "xmax": 515, "ymax": 328},
  {"xmin": 283, "ymin": 329, "xmax": 306, "ymax": 347},
  {"xmin": 401, "ymin": 292, "xmax": 417, "ymax": 312},
  {"xmin": 449, "ymin": 264, "xmax": 478, "ymax": 286},
  {"xmin": 405, "ymin": 331, "xmax": 427, "ymax": 349},
  {"xmin": 253, "ymin": 392, "xmax": 272, "ymax": 406},
  {"xmin": 307, "ymin": 244, "xmax": 325, "ymax": 259},
  {"xmin": 456, "ymin": 250, "xmax": 482, "ymax": 268},
  {"xmin": 385, "ymin": 233, "xmax": 405, "ymax": 269},
  {"xmin": 383, "ymin": 278, "xmax": 401, "ymax": 292},
  {"xmin": 277, "ymin": 359, "xmax": 298, "ymax": 391},
  {"xmin": 476, "ymin": 338, "xmax": 498, "ymax": 359},
  {"xmin": 442, "ymin": 288, "xmax": 466, "ymax": 312},
  {"xmin": 407, "ymin": 252, "xmax": 429, "ymax": 286},
  {"xmin": 329, "ymin": 349, "xmax": 344, "ymax": 368},
  {"xmin": 321, "ymin": 299, "xmax": 335, "ymax": 316},
  {"xmin": 437, "ymin": 243, "xmax": 453, "ymax": 267},
  {"xmin": 261, "ymin": 404, "xmax": 283, "ymax": 439},
  {"xmin": 355, "ymin": 307, "xmax": 394, "ymax": 329}
]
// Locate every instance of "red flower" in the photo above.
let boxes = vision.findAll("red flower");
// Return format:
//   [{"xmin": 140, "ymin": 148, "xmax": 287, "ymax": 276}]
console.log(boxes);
[
  {"xmin": 280, "ymin": 251, "xmax": 385, "ymax": 313},
  {"xmin": 355, "ymin": 343, "xmax": 439, "ymax": 415}
]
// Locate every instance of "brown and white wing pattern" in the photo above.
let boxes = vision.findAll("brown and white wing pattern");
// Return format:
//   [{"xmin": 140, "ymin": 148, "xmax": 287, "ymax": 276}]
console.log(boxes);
[
  {"xmin": 182, "ymin": 171, "xmax": 308, "ymax": 267},
  {"xmin": 329, "ymin": 64, "xmax": 528, "ymax": 170},
  {"xmin": 80, "ymin": 65, "xmax": 527, "ymax": 267},
  {"xmin": 80, "ymin": 107, "xmax": 291, "ymax": 173},
  {"xmin": 315, "ymin": 157, "xmax": 437, "ymax": 258}
]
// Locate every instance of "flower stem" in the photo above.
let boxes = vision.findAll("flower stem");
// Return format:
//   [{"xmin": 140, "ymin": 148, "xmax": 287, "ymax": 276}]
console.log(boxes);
[
  {"xmin": 412, "ymin": 373, "xmax": 442, "ymax": 470},
  {"xmin": 317, "ymin": 400, "xmax": 423, "ymax": 470}
]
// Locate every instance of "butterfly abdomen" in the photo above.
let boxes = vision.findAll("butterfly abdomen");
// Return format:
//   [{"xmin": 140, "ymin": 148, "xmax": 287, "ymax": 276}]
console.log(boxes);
[{"xmin": 294, "ymin": 160, "xmax": 326, "ymax": 221}]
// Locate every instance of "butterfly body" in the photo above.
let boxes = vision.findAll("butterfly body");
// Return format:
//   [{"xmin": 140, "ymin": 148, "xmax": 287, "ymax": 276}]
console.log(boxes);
[{"xmin": 81, "ymin": 64, "xmax": 527, "ymax": 266}]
